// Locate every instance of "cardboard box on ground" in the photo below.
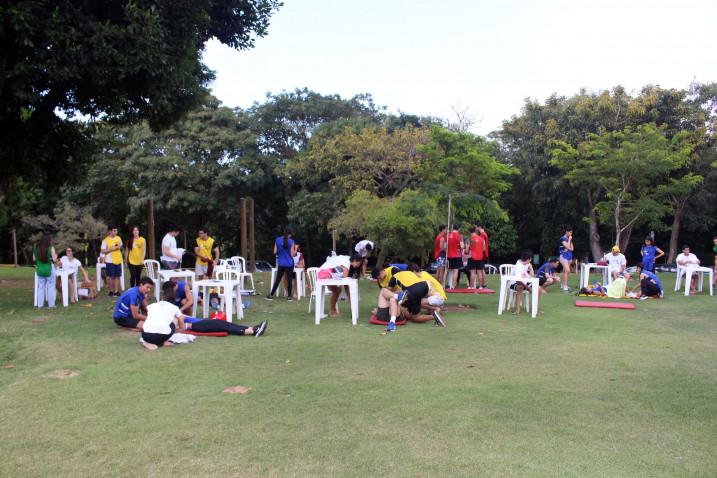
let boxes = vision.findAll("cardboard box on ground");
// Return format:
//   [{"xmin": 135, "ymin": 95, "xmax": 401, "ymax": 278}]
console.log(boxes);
[{"xmin": 78, "ymin": 280, "xmax": 97, "ymax": 300}]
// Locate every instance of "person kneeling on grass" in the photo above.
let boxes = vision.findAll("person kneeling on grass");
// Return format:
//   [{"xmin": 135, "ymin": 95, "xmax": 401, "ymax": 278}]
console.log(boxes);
[
  {"xmin": 113, "ymin": 277, "xmax": 153, "ymax": 329},
  {"xmin": 371, "ymin": 267, "xmax": 445, "ymax": 331},
  {"xmin": 171, "ymin": 280, "xmax": 194, "ymax": 315},
  {"xmin": 511, "ymin": 252, "xmax": 538, "ymax": 315},
  {"xmin": 536, "ymin": 257, "xmax": 561, "ymax": 293},
  {"xmin": 630, "ymin": 263, "xmax": 663, "ymax": 300}
]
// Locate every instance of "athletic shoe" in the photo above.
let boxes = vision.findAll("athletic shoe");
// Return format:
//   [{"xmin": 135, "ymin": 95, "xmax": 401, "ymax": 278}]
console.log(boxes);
[
  {"xmin": 386, "ymin": 321, "xmax": 396, "ymax": 333},
  {"xmin": 396, "ymin": 291, "xmax": 408, "ymax": 305},
  {"xmin": 265, "ymin": 295, "xmax": 273, "ymax": 301},
  {"xmin": 108, "ymin": 292, "xmax": 114, "ymax": 297},
  {"xmin": 433, "ymin": 310, "xmax": 446, "ymax": 327},
  {"xmin": 287, "ymin": 297, "xmax": 293, "ymax": 302},
  {"xmin": 562, "ymin": 288, "xmax": 571, "ymax": 293},
  {"xmin": 253, "ymin": 320, "xmax": 268, "ymax": 337},
  {"xmin": 639, "ymin": 296, "xmax": 649, "ymax": 300}
]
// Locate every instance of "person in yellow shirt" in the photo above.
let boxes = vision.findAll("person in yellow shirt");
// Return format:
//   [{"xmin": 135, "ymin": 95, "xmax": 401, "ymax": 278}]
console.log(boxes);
[
  {"xmin": 101, "ymin": 226, "xmax": 123, "ymax": 297},
  {"xmin": 371, "ymin": 267, "xmax": 446, "ymax": 330},
  {"xmin": 194, "ymin": 228, "xmax": 219, "ymax": 279},
  {"xmin": 125, "ymin": 226, "xmax": 146, "ymax": 287}
]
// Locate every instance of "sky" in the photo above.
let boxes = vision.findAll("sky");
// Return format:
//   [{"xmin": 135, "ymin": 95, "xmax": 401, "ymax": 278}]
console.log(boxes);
[{"xmin": 203, "ymin": 0, "xmax": 717, "ymax": 135}]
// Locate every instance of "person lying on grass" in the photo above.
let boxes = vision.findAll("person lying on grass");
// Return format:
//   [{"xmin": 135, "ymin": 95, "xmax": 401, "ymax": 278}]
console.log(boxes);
[
  {"xmin": 630, "ymin": 263, "xmax": 663, "ymax": 300},
  {"xmin": 371, "ymin": 267, "xmax": 445, "ymax": 331},
  {"xmin": 142, "ymin": 282, "xmax": 268, "ymax": 351},
  {"xmin": 113, "ymin": 277, "xmax": 153, "ymax": 329}
]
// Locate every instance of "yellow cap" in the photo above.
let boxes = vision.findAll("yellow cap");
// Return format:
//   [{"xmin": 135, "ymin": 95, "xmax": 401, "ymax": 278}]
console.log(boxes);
[{"xmin": 611, "ymin": 245, "xmax": 620, "ymax": 253}]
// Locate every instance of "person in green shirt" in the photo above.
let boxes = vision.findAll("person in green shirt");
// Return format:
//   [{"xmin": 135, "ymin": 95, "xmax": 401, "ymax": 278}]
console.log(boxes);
[{"xmin": 34, "ymin": 233, "xmax": 59, "ymax": 308}]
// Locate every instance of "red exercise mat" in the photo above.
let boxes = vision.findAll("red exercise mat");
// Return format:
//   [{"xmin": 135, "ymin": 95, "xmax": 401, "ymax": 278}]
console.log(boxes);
[
  {"xmin": 575, "ymin": 300, "xmax": 636, "ymax": 310},
  {"xmin": 446, "ymin": 288, "xmax": 495, "ymax": 294},
  {"xmin": 369, "ymin": 315, "xmax": 407, "ymax": 326},
  {"xmin": 183, "ymin": 330, "xmax": 229, "ymax": 337}
]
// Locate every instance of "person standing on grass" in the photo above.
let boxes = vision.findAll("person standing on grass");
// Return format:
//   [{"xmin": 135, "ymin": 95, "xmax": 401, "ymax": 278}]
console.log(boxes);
[
  {"xmin": 446, "ymin": 224, "xmax": 464, "ymax": 289},
  {"xmin": 354, "ymin": 239, "xmax": 374, "ymax": 277},
  {"xmin": 58, "ymin": 247, "xmax": 90, "ymax": 303},
  {"xmin": 640, "ymin": 237, "xmax": 664, "ymax": 273},
  {"xmin": 476, "ymin": 224, "xmax": 490, "ymax": 289},
  {"xmin": 194, "ymin": 228, "xmax": 219, "ymax": 279},
  {"xmin": 631, "ymin": 263, "xmax": 663, "ymax": 299},
  {"xmin": 266, "ymin": 227, "xmax": 297, "ymax": 301},
  {"xmin": 101, "ymin": 225, "xmax": 123, "ymax": 297},
  {"xmin": 160, "ymin": 225, "xmax": 183, "ymax": 270},
  {"xmin": 468, "ymin": 226, "xmax": 486, "ymax": 289},
  {"xmin": 676, "ymin": 245, "xmax": 701, "ymax": 294},
  {"xmin": 125, "ymin": 226, "xmax": 146, "ymax": 287},
  {"xmin": 34, "ymin": 233, "xmax": 59, "ymax": 308},
  {"xmin": 558, "ymin": 226, "xmax": 574, "ymax": 293},
  {"xmin": 433, "ymin": 225, "xmax": 448, "ymax": 285},
  {"xmin": 712, "ymin": 236, "xmax": 717, "ymax": 286},
  {"xmin": 113, "ymin": 277, "xmax": 153, "ymax": 329}
]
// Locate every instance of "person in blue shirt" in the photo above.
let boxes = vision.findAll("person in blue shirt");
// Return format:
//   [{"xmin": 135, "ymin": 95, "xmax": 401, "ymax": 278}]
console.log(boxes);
[
  {"xmin": 266, "ymin": 227, "xmax": 297, "ymax": 301},
  {"xmin": 640, "ymin": 237, "xmax": 664, "ymax": 273},
  {"xmin": 632, "ymin": 263, "xmax": 663, "ymax": 299},
  {"xmin": 536, "ymin": 257, "xmax": 561, "ymax": 293},
  {"xmin": 558, "ymin": 226, "xmax": 574, "ymax": 293},
  {"xmin": 113, "ymin": 277, "xmax": 153, "ymax": 328},
  {"xmin": 172, "ymin": 280, "xmax": 194, "ymax": 314}
]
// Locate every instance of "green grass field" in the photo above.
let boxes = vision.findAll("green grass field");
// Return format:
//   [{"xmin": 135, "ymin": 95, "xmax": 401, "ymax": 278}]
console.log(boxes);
[{"xmin": 1, "ymin": 265, "xmax": 715, "ymax": 477}]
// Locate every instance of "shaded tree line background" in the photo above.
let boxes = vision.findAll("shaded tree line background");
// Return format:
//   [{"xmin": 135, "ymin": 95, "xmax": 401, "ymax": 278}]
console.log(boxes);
[{"xmin": 1, "ymin": 2, "xmax": 715, "ymax": 267}]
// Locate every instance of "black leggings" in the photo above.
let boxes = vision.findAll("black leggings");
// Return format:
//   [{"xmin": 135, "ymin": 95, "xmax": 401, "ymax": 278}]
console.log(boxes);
[
  {"xmin": 641, "ymin": 279, "xmax": 661, "ymax": 297},
  {"xmin": 269, "ymin": 266, "xmax": 294, "ymax": 297},
  {"xmin": 190, "ymin": 320, "xmax": 250, "ymax": 336},
  {"xmin": 128, "ymin": 264, "xmax": 143, "ymax": 287}
]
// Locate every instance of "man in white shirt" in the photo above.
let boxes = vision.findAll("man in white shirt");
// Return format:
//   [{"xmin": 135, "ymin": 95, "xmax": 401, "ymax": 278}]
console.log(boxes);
[
  {"xmin": 57, "ymin": 247, "xmax": 90, "ymax": 303},
  {"xmin": 160, "ymin": 225, "xmax": 184, "ymax": 269},
  {"xmin": 604, "ymin": 246, "xmax": 630, "ymax": 281},
  {"xmin": 676, "ymin": 244, "xmax": 701, "ymax": 294},
  {"xmin": 511, "ymin": 252, "xmax": 536, "ymax": 315},
  {"xmin": 354, "ymin": 239, "xmax": 374, "ymax": 277}
]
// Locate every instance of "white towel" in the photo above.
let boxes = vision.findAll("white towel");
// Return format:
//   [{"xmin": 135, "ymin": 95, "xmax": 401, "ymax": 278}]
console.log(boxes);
[{"xmin": 169, "ymin": 333, "xmax": 197, "ymax": 344}]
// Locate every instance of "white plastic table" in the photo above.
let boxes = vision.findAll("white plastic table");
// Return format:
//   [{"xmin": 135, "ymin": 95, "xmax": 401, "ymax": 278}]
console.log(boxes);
[
  {"xmin": 56, "ymin": 268, "xmax": 78, "ymax": 307},
  {"xmin": 159, "ymin": 269, "xmax": 196, "ymax": 288},
  {"xmin": 497, "ymin": 275, "xmax": 540, "ymax": 319},
  {"xmin": 193, "ymin": 279, "xmax": 243, "ymax": 323},
  {"xmin": 580, "ymin": 263, "xmax": 610, "ymax": 288},
  {"xmin": 314, "ymin": 278, "xmax": 359, "ymax": 325},
  {"xmin": 680, "ymin": 266, "xmax": 714, "ymax": 296},
  {"xmin": 270, "ymin": 267, "xmax": 305, "ymax": 299}
]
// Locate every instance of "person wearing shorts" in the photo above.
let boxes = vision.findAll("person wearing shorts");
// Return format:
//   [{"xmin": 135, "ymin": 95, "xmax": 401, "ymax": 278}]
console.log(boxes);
[
  {"xmin": 372, "ymin": 268, "xmax": 445, "ymax": 330},
  {"xmin": 160, "ymin": 225, "xmax": 182, "ymax": 270},
  {"xmin": 558, "ymin": 226, "xmax": 574, "ymax": 292},
  {"xmin": 511, "ymin": 252, "xmax": 536, "ymax": 315},
  {"xmin": 536, "ymin": 257, "xmax": 560, "ymax": 293},
  {"xmin": 195, "ymin": 228, "xmax": 219, "ymax": 279},
  {"xmin": 316, "ymin": 254, "xmax": 364, "ymax": 317},
  {"xmin": 113, "ymin": 278, "xmax": 153, "ymax": 329},
  {"xmin": 433, "ymin": 225, "xmax": 448, "ymax": 284},
  {"xmin": 446, "ymin": 224, "xmax": 464, "ymax": 289},
  {"xmin": 468, "ymin": 226, "xmax": 486, "ymax": 289},
  {"xmin": 101, "ymin": 225, "xmax": 123, "ymax": 297}
]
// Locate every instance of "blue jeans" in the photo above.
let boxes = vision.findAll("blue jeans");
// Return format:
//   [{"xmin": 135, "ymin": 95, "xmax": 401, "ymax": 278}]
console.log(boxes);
[{"xmin": 36, "ymin": 270, "xmax": 57, "ymax": 308}]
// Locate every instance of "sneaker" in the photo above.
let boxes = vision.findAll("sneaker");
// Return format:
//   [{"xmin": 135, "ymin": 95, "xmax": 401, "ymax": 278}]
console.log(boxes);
[
  {"xmin": 108, "ymin": 292, "xmax": 115, "ymax": 297},
  {"xmin": 386, "ymin": 321, "xmax": 396, "ymax": 333},
  {"xmin": 287, "ymin": 297, "xmax": 293, "ymax": 302},
  {"xmin": 265, "ymin": 295, "xmax": 273, "ymax": 301},
  {"xmin": 433, "ymin": 310, "xmax": 446, "ymax": 327},
  {"xmin": 639, "ymin": 295, "xmax": 649, "ymax": 300},
  {"xmin": 253, "ymin": 320, "xmax": 268, "ymax": 337},
  {"xmin": 562, "ymin": 288, "xmax": 570, "ymax": 293},
  {"xmin": 396, "ymin": 291, "xmax": 408, "ymax": 305}
]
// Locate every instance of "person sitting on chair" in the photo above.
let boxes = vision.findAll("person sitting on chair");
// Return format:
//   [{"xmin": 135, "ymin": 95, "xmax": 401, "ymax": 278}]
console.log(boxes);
[
  {"xmin": 511, "ymin": 252, "xmax": 536, "ymax": 315},
  {"xmin": 604, "ymin": 246, "xmax": 630, "ymax": 281},
  {"xmin": 57, "ymin": 247, "xmax": 90, "ymax": 303},
  {"xmin": 676, "ymin": 244, "xmax": 702, "ymax": 294}
]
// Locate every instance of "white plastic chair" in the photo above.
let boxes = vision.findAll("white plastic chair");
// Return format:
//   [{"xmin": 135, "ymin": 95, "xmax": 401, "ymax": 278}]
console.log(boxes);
[
  {"xmin": 143, "ymin": 259, "xmax": 161, "ymax": 302},
  {"xmin": 485, "ymin": 264, "xmax": 497, "ymax": 275},
  {"xmin": 499, "ymin": 263, "xmax": 531, "ymax": 313},
  {"xmin": 212, "ymin": 269, "xmax": 243, "ymax": 320},
  {"xmin": 674, "ymin": 265, "xmax": 687, "ymax": 292},
  {"xmin": 231, "ymin": 256, "xmax": 255, "ymax": 293},
  {"xmin": 306, "ymin": 267, "xmax": 335, "ymax": 314}
]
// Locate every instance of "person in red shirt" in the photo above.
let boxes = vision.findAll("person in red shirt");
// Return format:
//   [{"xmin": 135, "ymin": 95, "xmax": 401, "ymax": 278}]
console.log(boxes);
[
  {"xmin": 476, "ymin": 224, "xmax": 490, "ymax": 288},
  {"xmin": 433, "ymin": 225, "xmax": 448, "ymax": 284},
  {"xmin": 468, "ymin": 226, "xmax": 486, "ymax": 288},
  {"xmin": 446, "ymin": 224, "xmax": 464, "ymax": 289}
]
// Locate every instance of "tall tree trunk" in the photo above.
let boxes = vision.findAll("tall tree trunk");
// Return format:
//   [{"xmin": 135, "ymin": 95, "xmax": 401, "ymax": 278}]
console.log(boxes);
[
  {"xmin": 619, "ymin": 223, "xmax": 634, "ymax": 254},
  {"xmin": 667, "ymin": 197, "xmax": 687, "ymax": 265},
  {"xmin": 376, "ymin": 248, "xmax": 388, "ymax": 269},
  {"xmin": 587, "ymin": 193, "xmax": 602, "ymax": 261}
]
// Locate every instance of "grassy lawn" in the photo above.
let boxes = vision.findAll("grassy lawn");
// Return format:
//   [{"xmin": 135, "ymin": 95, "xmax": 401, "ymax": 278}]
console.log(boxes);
[{"xmin": 1, "ymin": 265, "xmax": 716, "ymax": 477}]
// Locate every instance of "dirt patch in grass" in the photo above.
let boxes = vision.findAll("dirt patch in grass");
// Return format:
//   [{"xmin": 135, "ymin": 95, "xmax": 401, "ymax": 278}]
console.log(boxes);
[
  {"xmin": 47, "ymin": 369, "xmax": 80, "ymax": 379},
  {"xmin": 0, "ymin": 278, "xmax": 35, "ymax": 289},
  {"xmin": 443, "ymin": 303, "xmax": 476, "ymax": 312},
  {"xmin": 223, "ymin": 385, "xmax": 251, "ymax": 394}
]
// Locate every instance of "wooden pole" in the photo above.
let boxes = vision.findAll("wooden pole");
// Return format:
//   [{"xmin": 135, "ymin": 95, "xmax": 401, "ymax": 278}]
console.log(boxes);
[
  {"xmin": 248, "ymin": 197, "xmax": 255, "ymax": 272},
  {"xmin": 442, "ymin": 195, "xmax": 452, "ymax": 288},
  {"xmin": 147, "ymin": 197, "xmax": 156, "ymax": 260},
  {"xmin": 12, "ymin": 228, "xmax": 18, "ymax": 267},
  {"xmin": 240, "ymin": 197, "xmax": 247, "ymax": 259},
  {"xmin": 332, "ymin": 230, "xmax": 336, "ymax": 253}
]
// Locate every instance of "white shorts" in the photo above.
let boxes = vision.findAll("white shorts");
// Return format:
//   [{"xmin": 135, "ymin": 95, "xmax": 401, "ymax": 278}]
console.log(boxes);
[
  {"xmin": 196, "ymin": 264, "xmax": 209, "ymax": 276},
  {"xmin": 427, "ymin": 295, "xmax": 445, "ymax": 307}
]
